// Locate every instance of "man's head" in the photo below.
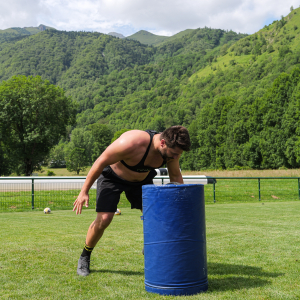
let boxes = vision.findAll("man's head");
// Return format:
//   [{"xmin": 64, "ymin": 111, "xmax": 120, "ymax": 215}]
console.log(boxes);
[{"xmin": 158, "ymin": 126, "xmax": 191, "ymax": 161}]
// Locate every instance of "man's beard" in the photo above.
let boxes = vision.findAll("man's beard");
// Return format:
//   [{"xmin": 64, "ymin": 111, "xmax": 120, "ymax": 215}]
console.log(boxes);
[{"xmin": 158, "ymin": 149, "xmax": 173, "ymax": 162}]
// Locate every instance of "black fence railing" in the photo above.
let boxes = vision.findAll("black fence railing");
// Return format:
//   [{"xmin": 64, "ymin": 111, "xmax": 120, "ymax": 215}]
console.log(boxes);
[
  {"xmin": 0, "ymin": 176, "xmax": 299, "ymax": 212},
  {"xmin": 206, "ymin": 177, "xmax": 300, "ymax": 203}
]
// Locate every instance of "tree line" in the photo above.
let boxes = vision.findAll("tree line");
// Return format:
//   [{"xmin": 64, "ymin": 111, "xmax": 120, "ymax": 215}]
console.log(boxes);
[{"xmin": 181, "ymin": 68, "xmax": 300, "ymax": 170}]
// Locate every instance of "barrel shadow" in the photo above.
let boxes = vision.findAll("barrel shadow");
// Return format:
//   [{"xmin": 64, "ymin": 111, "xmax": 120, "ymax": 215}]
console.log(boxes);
[
  {"xmin": 92, "ymin": 263, "xmax": 284, "ymax": 292},
  {"xmin": 207, "ymin": 262, "xmax": 284, "ymax": 292}
]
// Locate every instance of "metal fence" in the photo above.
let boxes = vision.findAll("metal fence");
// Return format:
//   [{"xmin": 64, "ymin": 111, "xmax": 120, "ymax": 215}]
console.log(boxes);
[
  {"xmin": 0, "ymin": 176, "xmax": 299, "ymax": 212},
  {"xmin": 206, "ymin": 177, "xmax": 300, "ymax": 203},
  {"xmin": 0, "ymin": 177, "xmax": 94, "ymax": 212}
]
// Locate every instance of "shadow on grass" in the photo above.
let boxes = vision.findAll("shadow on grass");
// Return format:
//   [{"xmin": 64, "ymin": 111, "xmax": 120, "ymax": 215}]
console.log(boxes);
[
  {"xmin": 92, "ymin": 269, "xmax": 143, "ymax": 276},
  {"xmin": 207, "ymin": 262, "xmax": 284, "ymax": 292},
  {"xmin": 208, "ymin": 262, "xmax": 283, "ymax": 277},
  {"xmin": 92, "ymin": 263, "xmax": 284, "ymax": 292}
]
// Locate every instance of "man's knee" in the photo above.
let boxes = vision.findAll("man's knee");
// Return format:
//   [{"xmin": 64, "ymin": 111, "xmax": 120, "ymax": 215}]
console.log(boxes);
[{"xmin": 93, "ymin": 212, "xmax": 114, "ymax": 230}]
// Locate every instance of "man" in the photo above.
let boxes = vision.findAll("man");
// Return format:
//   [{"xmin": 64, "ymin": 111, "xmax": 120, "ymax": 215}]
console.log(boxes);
[{"xmin": 73, "ymin": 125, "xmax": 191, "ymax": 276}]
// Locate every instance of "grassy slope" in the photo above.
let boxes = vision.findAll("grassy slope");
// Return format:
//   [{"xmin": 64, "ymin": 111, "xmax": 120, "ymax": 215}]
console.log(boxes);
[
  {"xmin": 126, "ymin": 30, "xmax": 169, "ymax": 45},
  {"xmin": 22, "ymin": 27, "xmax": 44, "ymax": 34},
  {"xmin": 155, "ymin": 29, "xmax": 194, "ymax": 46},
  {"xmin": 0, "ymin": 203, "xmax": 299, "ymax": 299},
  {"xmin": 190, "ymin": 9, "xmax": 300, "ymax": 81},
  {"xmin": 0, "ymin": 25, "xmax": 53, "ymax": 37}
]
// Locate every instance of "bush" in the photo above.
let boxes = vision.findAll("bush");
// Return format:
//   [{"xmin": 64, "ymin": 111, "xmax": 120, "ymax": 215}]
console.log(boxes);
[
  {"xmin": 279, "ymin": 45, "xmax": 291, "ymax": 57},
  {"xmin": 47, "ymin": 170, "xmax": 56, "ymax": 176},
  {"xmin": 267, "ymin": 45, "xmax": 275, "ymax": 53}
]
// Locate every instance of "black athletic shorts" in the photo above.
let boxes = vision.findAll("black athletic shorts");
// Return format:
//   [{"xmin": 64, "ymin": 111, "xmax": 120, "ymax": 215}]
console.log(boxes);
[{"xmin": 96, "ymin": 166, "xmax": 157, "ymax": 212}]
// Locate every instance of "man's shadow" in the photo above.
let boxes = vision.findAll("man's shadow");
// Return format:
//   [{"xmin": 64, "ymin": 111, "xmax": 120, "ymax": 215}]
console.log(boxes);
[{"xmin": 207, "ymin": 262, "xmax": 284, "ymax": 292}]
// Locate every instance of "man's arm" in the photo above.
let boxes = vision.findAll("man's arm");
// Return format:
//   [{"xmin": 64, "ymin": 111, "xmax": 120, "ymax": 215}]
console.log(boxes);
[
  {"xmin": 73, "ymin": 132, "xmax": 138, "ymax": 214},
  {"xmin": 167, "ymin": 156, "xmax": 184, "ymax": 184}
]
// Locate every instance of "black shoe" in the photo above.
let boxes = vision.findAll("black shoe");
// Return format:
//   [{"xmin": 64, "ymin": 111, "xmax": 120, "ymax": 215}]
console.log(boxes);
[{"xmin": 77, "ymin": 255, "xmax": 90, "ymax": 276}]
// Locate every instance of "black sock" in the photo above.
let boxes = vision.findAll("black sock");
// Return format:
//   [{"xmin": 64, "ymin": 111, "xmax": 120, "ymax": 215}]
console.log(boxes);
[{"xmin": 81, "ymin": 244, "xmax": 94, "ymax": 258}]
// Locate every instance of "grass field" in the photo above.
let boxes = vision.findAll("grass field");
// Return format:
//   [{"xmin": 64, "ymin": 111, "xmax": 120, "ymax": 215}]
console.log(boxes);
[{"xmin": 1, "ymin": 202, "xmax": 299, "ymax": 299}]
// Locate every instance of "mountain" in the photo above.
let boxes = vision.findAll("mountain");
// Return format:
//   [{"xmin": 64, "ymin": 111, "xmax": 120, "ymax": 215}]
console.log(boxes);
[
  {"xmin": 127, "ymin": 30, "xmax": 169, "ymax": 45},
  {"xmin": 0, "ymin": 24, "xmax": 54, "ymax": 42},
  {"xmin": 126, "ymin": 29, "xmax": 195, "ymax": 46},
  {"xmin": 155, "ymin": 29, "xmax": 194, "ymax": 46},
  {"xmin": 108, "ymin": 32, "xmax": 125, "ymax": 39},
  {"xmin": 0, "ymin": 26, "xmax": 247, "ymax": 116}
]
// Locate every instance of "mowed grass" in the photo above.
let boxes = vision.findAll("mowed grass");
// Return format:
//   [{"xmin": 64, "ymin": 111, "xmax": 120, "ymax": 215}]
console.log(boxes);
[{"xmin": 1, "ymin": 202, "xmax": 300, "ymax": 299}]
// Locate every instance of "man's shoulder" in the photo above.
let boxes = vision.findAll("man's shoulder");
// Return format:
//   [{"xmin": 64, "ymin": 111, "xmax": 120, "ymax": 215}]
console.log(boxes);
[
  {"xmin": 119, "ymin": 130, "xmax": 150, "ymax": 147},
  {"xmin": 123, "ymin": 130, "xmax": 152, "ymax": 147},
  {"xmin": 126, "ymin": 129, "xmax": 158, "ymax": 137},
  {"xmin": 111, "ymin": 130, "xmax": 152, "ymax": 159}
]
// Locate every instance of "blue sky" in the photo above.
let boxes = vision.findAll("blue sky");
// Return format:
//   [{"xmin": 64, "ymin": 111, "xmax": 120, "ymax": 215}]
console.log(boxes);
[{"xmin": 0, "ymin": 0, "xmax": 298, "ymax": 36}]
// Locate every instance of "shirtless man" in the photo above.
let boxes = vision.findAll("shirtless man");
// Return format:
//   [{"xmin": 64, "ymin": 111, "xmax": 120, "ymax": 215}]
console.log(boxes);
[{"xmin": 73, "ymin": 125, "xmax": 191, "ymax": 276}]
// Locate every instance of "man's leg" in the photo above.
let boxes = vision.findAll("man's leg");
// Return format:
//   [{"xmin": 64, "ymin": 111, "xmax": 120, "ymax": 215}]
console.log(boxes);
[
  {"xmin": 77, "ymin": 212, "xmax": 115, "ymax": 276},
  {"xmin": 86, "ymin": 212, "xmax": 115, "ymax": 247}
]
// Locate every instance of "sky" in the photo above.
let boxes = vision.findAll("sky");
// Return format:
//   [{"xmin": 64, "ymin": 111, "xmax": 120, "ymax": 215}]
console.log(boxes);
[{"xmin": 0, "ymin": 0, "xmax": 299, "ymax": 37}]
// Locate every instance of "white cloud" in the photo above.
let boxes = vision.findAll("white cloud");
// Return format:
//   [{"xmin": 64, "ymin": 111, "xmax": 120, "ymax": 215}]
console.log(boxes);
[
  {"xmin": 0, "ymin": 0, "xmax": 50, "ymax": 29},
  {"xmin": 0, "ymin": 0, "xmax": 299, "ymax": 36}
]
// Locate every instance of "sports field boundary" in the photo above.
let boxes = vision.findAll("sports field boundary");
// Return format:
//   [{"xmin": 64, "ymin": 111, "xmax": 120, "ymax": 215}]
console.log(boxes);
[{"xmin": 0, "ymin": 176, "xmax": 299, "ymax": 212}]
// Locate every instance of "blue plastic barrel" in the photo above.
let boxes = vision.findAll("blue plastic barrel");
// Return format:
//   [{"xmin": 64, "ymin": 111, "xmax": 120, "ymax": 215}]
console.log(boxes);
[{"xmin": 142, "ymin": 184, "xmax": 208, "ymax": 296}]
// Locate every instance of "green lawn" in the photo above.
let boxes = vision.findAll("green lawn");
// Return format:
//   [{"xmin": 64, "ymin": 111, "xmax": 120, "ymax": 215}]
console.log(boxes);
[{"xmin": 0, "ymin": 202, "xmax": 299, "ymax": 299}]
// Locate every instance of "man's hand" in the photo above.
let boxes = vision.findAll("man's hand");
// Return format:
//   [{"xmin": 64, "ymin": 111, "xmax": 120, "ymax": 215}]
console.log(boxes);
[{"xmin": 73, "ymin": 192, "xmax": 89, "ymax": 215}]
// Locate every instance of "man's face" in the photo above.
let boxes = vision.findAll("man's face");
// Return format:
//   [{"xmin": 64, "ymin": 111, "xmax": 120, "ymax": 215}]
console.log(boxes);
[{"xmin": 159, "ymin": 140, "xmax": 183, "ymax": 162}]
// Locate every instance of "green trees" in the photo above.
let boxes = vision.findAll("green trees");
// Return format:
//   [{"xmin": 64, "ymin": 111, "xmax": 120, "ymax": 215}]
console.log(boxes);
[
  {"xmin": 49, "ymin": 141, "xmax": 67, "ymax": 168},
  {"xmin": 89, "ymin": 124, "xmax": 113, "ymax": 161},
  {"xmin": 0, "ymin": 142, "xmax": 12, "ymax": 176},
  {"xmin": 180, "ymin": 68, "xmax": 300, "ymax": 170},
  {"xmin": 257, "ymin": 69, "xmax": 300, "ymax": 168},
  {"xmin": 48, "ymin": 124, "xmax": 113, "ymax": 174},
  {"xmin": 65, "ymin": 128, "xmax": 93, "ymax": 164},
  {"xmin": 66, "ymin": 147, "xmax": 89, "ymax": 175},
  {"xmin": 111, "ymin": 129, "xmax": 131, "ymax": 143},
  {"xmin": 0, "ymin": 75, "xmax": 77, "ymax": 176}
]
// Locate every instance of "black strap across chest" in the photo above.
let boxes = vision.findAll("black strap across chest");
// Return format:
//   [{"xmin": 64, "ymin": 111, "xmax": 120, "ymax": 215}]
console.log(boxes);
[{"xmin": 120, "ymin": 130, "xmax": 165, "ymax": 173}]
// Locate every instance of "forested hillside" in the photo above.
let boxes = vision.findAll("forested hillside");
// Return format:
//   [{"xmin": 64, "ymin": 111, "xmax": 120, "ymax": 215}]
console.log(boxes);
[
  {"xmin": 179, "ymin": 8, "xmax": 300, "ymax": 170},
  {"xmin": 0, "ymin": 25, "xmax": 246, "ymax": 127},
  {"xmin": 1, "ymin": 7, "xmax": 300, "ymax": 172},
  {"xmin": 74, "ymin": 27, "xmax": 247, "ymax": 127}
]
